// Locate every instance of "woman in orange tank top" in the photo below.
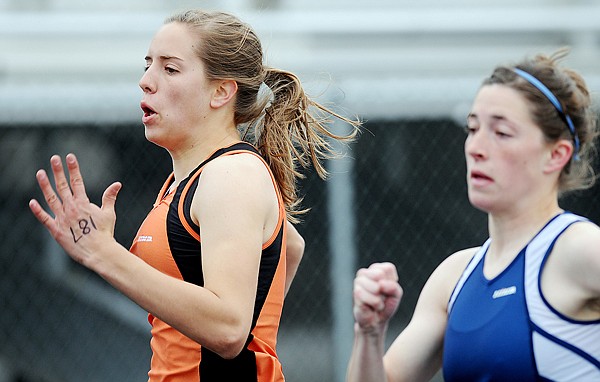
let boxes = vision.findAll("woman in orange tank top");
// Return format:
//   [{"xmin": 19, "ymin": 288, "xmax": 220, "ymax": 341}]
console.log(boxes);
[{"xmin": 29, "ymin": 9, "xmax": 360, "ymax": 382}]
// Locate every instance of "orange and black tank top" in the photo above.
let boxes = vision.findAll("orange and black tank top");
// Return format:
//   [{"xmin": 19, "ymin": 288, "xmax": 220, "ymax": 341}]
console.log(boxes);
[{"xmin": 130, "ymin": 142, "xmax": 287, "ymax": 382}]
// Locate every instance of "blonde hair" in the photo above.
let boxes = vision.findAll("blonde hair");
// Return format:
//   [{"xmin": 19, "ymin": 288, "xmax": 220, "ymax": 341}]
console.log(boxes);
[{"xmin": 165, "ymin": 10, "xmax": 360, "ymax": 222}]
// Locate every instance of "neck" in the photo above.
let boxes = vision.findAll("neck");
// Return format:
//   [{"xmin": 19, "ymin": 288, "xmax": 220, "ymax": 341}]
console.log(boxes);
[
  {"xmin": 169, "ymin": 127, "xmax": 240, "ymax": 184},
  {"xmin": 487, "ymin": 198, "xmax": 562, "ymax": 260}
]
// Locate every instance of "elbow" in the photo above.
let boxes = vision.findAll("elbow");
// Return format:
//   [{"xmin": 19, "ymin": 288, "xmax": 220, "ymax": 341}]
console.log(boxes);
[
  {"xmin": 208, "ymin": 325, "xmax": 249, "ymax": 359},
  {"xmin": 295, "ymin": 234, "xmax": 306, "ymax": 256},
  {"xmin": 286, "ymin": 222, "xmax": 305, "ymax": 263},
  {"xmin": 212, "ymin": 337, "xmax": 247, "ymax": 360},
  {"xmin": 288, "ymin": 235, "xmax": 305, "ymax": 265}
]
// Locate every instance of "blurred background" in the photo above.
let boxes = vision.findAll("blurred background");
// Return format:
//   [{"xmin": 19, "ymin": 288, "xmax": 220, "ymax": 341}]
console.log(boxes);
[{"xmin": 1, "ymin": 0, "xmax": 599, "ymax": 381}]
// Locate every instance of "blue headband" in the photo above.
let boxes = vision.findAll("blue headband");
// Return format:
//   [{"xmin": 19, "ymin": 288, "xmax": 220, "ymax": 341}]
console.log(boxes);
[{"xmin": 512, "ymin": 68, "xmax": 580, "ymax": 161}]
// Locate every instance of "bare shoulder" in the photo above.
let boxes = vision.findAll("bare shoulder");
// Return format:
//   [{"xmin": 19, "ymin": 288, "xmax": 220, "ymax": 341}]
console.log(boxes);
[
  {"xmin": 201, "ymin": 152, "xmax": 269, "ymax": 181},
  {"xmin": 418, "ymin": 247, "xmax": 480, "ymax": 309},
  {"xmin": 439, "ymin": 247, "xmax": 479, "ymax": 269},
  {"xmin": 560, "ymin": 220, "xmax": 600, "ymax": 249},
  {"xmin": 555, "ymin": 220, "xmax": 600, "ymax": 271},
  {"xmin": 192, "ymin": 152, "xmax": 277, "ymax": 222},
  {"xmin": 196, "ymin": 152, "xmax": 274, "ymax": 198},
  {"xmin": 430, "ymin": 247, "xmax": 479, "ymax": 287},
  {"xmin": 545, "ymin": 220, "xmax": 600, "ymax": 314}
]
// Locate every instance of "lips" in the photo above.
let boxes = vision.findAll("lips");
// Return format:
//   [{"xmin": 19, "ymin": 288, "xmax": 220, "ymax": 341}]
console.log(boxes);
[
  {"xmin": 469, "ymin": 170, "xmax": 493, "ymax": 187},
  {"xmin": 141, "ymin": 101, "xmax": 157, "ymax": 124},
  {"xmin": 470, "ymin": 170, "xmax": 492, "ymax": 180}
]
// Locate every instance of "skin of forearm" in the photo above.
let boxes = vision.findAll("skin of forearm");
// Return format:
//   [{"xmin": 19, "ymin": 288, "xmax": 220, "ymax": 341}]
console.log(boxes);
[
  {"xmin": 89, "ymin": 240, "xmax": 251, "ymax": 359},
  {"xmin": 347, "ymin": 324, "xmax": 389, "ymax": 382}
]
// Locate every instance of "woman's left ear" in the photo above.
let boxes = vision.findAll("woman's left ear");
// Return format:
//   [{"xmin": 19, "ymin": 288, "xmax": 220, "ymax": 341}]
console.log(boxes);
[
  {"xmin": 544, "ymin": 139, "xmax": 574, "ymax": 174},
  {"xmin": 210, "ymin": 80, "xmax": 238, "ymax": 108}
]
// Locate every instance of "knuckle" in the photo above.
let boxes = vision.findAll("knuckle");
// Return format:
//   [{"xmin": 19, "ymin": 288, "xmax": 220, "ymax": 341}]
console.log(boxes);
[
  {"xmin": 46, "ymin": 193, "xmax": 58, "ymax": 204},
  {"xmin": 56, "ymin": 181, "xmax": 70, "ymax": 192}
]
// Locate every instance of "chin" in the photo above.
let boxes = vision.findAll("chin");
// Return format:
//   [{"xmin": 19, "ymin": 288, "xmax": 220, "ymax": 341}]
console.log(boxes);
[
  {"xmin": 144, "ymin": 129, "xmax": 166, "ymax": 148},
  {"xmin": 144, "ymin": 128, "xmax": 156, "ymax": 142},
  {"xmin": 468, "ymin": 194, "xmax": 494, "ymax": 214}
]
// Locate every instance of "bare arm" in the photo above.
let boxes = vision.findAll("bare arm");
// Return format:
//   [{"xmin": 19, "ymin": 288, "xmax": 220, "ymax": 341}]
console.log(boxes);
[
  {"xmin": 347, "ymin": 251, "xmax": 475, "ymax": 382},
  {"xmin": 565, "ymin": 222, "xmax": 600, "ymax": 298},
  {"xmin": 185, "ymin": 153, "xmax": 277, "ymax": 357},
  {"xmin": 347, "ymin": 262, "xmax": 403, "ymax": 382},
  {"xmin": 29, "ymin": 153, "xmax": 277, "ymax": 359},
  {"xmin": 546, "ymin": 221, "xmax": 600, "ymax": 319},
  {"xmin": 284, "ymin": 221, "xmax": 305, "ymax": 296},
  {"xmin": 385, "ymin": 250, "xmax": 475, "ymax": 382}
]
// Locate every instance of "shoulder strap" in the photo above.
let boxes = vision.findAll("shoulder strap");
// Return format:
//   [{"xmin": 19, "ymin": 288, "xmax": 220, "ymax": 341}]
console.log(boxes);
[
  {"xmin": 524, "ymin": 212, "xmax": 588, "ymax": 319},
  {"xmin": 447, "ymin": 239, "xmax": 490, "ymax": 313},
  {"xmin": 177, "ymin": 142, "xmax": 268, "ymax": 240}
]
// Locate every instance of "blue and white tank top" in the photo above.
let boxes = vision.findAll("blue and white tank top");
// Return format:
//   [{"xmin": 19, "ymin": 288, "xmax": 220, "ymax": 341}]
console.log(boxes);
[{"xmin": 443, "ymin": 212, "xmax": 600, "ymax": 381}]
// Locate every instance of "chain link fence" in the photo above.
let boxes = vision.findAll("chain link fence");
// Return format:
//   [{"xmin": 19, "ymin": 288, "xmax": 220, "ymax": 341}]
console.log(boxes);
[{"xmin": 1, "ymin": 118, "xmax": 599, "ymax": 381}]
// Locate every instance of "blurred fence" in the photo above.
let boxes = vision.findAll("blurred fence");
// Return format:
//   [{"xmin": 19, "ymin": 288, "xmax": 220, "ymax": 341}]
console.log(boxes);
[{"xmin": 1, "ymin": 118, "xmax": 599, "ymax": 382}]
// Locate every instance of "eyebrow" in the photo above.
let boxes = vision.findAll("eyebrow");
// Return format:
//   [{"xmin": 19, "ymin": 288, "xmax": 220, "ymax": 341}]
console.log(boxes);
[
  {"xmin": 144, "ymin": 55, "xmax": 184, "ymax": 62},
  {"xmin": 467, "ymin": 113, "xmax": 509, "ymax": 122}
]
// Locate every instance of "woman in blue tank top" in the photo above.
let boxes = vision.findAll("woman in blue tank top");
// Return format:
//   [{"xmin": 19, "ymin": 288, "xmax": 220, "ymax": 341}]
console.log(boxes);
[{"xmin": 347, "ymin": 50, "xmax": 600, "ymax": 382}]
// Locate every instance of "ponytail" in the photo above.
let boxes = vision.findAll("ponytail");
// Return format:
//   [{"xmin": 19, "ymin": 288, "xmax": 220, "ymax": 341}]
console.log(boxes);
[{"xmin": 249, "ymin": 67, "xmax": 360, "ymax": 222}]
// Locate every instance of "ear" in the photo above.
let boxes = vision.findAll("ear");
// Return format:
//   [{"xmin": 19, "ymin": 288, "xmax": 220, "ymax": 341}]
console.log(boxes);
[
  {"xmin": 544, "ymin": 139, "xmax": 573, "ymax": 174},
  {"xmin": 210, "ymin": 80, "xmax": 238, "ymax": 109}
]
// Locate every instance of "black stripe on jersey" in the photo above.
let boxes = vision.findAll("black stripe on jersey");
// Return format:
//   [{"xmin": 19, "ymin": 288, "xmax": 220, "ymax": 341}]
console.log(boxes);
[
  {"xmin": 200, "ymin": 348, "xmax": 258, "ymax": 382},
  {"xmin": 166, "ymin": 142, "xmax": 261, "ymax": 286},
  {"xmin": 167, "ymin": 141, "xmax": 284, "ymax": 380}
]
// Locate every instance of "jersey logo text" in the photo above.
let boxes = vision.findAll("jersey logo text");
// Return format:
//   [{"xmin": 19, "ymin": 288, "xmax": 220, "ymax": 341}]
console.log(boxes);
[{"xmin": 492, "ymin": 286, "xmax": 517, "ymax": 299}]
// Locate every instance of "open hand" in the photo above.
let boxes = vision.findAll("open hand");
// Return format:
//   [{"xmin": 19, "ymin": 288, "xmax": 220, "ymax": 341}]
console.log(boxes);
[{"xmin": 29, "ymin": 153, "xmax": 122, "ymax": 269}]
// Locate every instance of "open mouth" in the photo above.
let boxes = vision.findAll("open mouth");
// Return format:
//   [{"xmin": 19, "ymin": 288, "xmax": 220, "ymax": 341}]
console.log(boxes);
[
  {"xmin": 141, "ymin": 102, "xmax": 158, "ymax": 124},
  {"xmin": 141, "ymin": 104, "xmax": 156, "ymax": 117}
]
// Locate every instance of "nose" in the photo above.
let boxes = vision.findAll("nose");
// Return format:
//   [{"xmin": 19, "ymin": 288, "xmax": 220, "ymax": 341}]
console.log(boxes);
[
  {"xmin": 139, "ymin": 67, "xmax": 156, "ymax": 93},
  {"xmin": 465, "ymin": 130, "xmax": 487, "ymax": 160}
]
